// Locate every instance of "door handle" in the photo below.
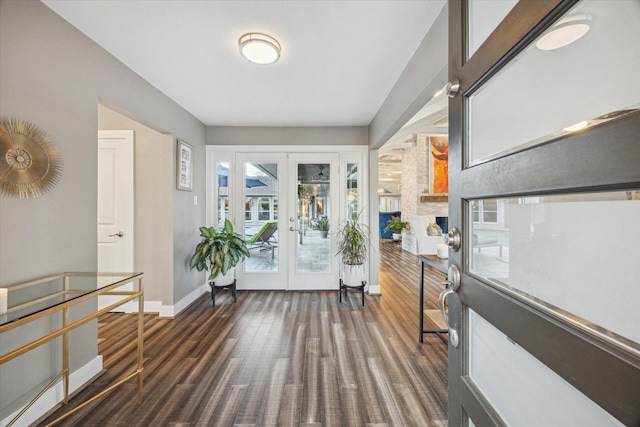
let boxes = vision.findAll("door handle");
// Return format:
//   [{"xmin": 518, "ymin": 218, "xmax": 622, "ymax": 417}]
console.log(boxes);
[
  {"xmin": 446, "ymin": 80, "xmax": 460, "ymax": 98},
  {"xmin": 109, "ymin": 231, "xmax": 124, "ymax": 237},
  {"xmin": 438, "ymin": 264, "xmax": 460, "ymax": 348},
  {"xmin": 289, "ymin": 227, "xmax": 298, "ymax": 232}
]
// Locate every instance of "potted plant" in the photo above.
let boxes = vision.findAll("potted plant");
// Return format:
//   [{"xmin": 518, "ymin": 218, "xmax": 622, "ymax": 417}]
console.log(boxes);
[
  {"xmin": 316, "ymin": 217, "xmax": 329, "ymax": 238},
  {"xmin": 384, "ymin": 216, "xmax": 409, "ymax": 241},
  {"xmin": 189, "ymin": 220, "xmax": 250, "ymax": 286},
  {"xmin": 336, "ymin": 209, "xmax": 370, "ymax": 287}
]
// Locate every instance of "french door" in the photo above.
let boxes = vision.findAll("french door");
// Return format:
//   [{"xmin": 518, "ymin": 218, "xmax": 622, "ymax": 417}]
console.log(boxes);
[
  {"xmin": 446, "ymin": 1, "xmax": 640, "ymax": 426},
  {"xmin": 287, "ymin": 153, "xmax": 340, "ymax": 290},
  {"xmin": 210, "ymin": 148, "xmax": 366, "ymax": 292}
]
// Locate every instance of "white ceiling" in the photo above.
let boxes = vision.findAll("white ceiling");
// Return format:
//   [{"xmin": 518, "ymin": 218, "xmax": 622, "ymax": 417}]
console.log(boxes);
[{"xmin": 41, "ymin": 0, "xmax": 446, "ymax": 128}]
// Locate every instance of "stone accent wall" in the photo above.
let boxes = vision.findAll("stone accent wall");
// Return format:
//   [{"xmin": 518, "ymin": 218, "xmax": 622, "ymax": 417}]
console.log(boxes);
[{"xmin": 400, "ymin": 134, "xmax": 448, "ymax": 254}]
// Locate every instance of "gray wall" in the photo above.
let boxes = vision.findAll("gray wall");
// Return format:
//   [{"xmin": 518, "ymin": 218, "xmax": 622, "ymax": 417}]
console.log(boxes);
[
  {"xmin": 0, "ymin": 0, "xmax": 205, "ymax": 298},
  {"xmin": 0, "ymin": 0, "xmax": 205, "ymax": 415},
  {"xmin": 208, "ymin": 126, "xmax": 368, "ymax": 146}
]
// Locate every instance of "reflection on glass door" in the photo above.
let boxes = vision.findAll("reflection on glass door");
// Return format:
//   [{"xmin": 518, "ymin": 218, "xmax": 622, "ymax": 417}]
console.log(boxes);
[
  {"xmin": 234, "ymin": 153, "xmax": 286, "ymax": 291},
  {"xmin": 243, "ymin": 161, "xmax": 278, "ymax": 273},
  {"xmin": 288, "ymin": 154, "xmax": 339, "ymax": 290},
  {"xmin": 217, "ymin": 162, "xmax": 229, "ymax": 230},
  {"xmin": 296, "ymin": 162, "xmax": 331, "ymax": 273}
]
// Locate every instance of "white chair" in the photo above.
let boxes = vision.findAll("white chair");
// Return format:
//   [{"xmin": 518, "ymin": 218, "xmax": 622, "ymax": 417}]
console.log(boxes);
[{"xmin": 409, "ymin": 215, "xmax": 444, "ymax": 255}]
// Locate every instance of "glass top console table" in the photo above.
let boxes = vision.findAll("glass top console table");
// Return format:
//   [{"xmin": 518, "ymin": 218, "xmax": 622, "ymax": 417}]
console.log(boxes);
[{"xmin": 0, "ymin": 272, "xmax": 144, "ymax": 426}]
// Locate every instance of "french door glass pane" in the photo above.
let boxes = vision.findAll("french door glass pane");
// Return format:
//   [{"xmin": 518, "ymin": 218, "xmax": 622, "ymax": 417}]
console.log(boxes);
[
  {"xmin": 469, "ymin": 191, "xmax": 640, "ymax": 352},
  {"xmin": 346, "ymin": 162, "xmax": 358, "ymax": 220},
  {"xmin": 244, "ymin": 162, "xmax": 278, "ymax": 273},
  {"xmin": 467, "ymin": 0, "xmax": 517, "ymax": 58},
  {"xmin": 297, "ymin": 163, "xmax": 331, "ymax": 273},
  {"xmin": 217, "ymin": 162, "xmax": 229, "ymax": 229},
  {"xmin": 468, "ymin": 309, "xmax": 623, "ymax": 426},
  {"xmin": 468, "ymin": 0, "xmax": 640, "ymax": 164}
]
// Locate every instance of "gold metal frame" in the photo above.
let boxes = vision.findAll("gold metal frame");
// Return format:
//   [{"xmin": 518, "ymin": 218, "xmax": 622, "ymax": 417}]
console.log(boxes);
[{"xmin": 0, "ymin": 272, "xmax": 144, "ymax": 426}]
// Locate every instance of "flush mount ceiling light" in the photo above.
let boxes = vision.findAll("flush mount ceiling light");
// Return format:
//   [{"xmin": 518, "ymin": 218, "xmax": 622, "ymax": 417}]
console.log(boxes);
[
  {"xmin": 563, "ymin": 120, "xmax": 589, "ymax": 132},
  {"xmin": 239, "ymin": 33, "xmax": 281, "ymax": 64},
  {"xmin": 536, "ymin": 15, "xmax": 591, "ymax": 51}
]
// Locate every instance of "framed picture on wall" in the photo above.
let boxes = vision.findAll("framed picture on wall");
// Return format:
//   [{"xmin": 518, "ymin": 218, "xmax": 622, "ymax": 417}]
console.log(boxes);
[
  {"xmin": 177, "ymin": 139, "xmax": 193, "ymax": 191},
  {"xmin": 428, "ymin": 136, "xmax": 448, "ymax": 194},
  {"xmin": 420, "ymin": 136, "xmax": 449, "ymax": 202}
]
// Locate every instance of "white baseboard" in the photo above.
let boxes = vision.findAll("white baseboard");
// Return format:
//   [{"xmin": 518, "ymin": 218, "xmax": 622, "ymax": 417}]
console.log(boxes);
[
  {"xmin": 146, "ymin": 282, "xmax": 208, "ymax": 318},
  {"xmin": 1, "ymin": 356, "xmax": 103, "ymax": 427},
  {"xmin": 368, "ymin": 284, "xmax": 381, "ymax": 295},
  {"xmin": 171, "ymin": 282, "xmax": 209, "ymax": 316},
  {"xmin": 112, "ymin": 283, "xmax": 209, "ymax": 319}
]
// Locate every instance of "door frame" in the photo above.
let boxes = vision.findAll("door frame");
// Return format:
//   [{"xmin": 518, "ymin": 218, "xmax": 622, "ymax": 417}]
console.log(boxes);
[
  {"xmin": 207, "ymin": 145, "xmax": 369, "ymax": 291},
  {"xmin": 448, "ymin": 1, "xmax": 640, "ymax": 425}
]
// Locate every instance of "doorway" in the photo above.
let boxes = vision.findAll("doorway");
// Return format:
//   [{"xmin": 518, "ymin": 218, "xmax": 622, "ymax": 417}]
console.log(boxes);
[
  {"xmin": 97, "ymin": 130, "xmax": 134, "ymax": 310},
  {"xmin": 208, "ymin": 146, "xmax": 368, "ymax": 292}
]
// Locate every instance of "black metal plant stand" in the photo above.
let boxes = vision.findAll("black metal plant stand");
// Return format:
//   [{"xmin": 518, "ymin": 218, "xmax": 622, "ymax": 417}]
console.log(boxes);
[
  {"xmin": 209, "ymin": 279, "xmax": 237, "ymax": 307},
  {"xmin": 339, "ymin": 278, "xmax": 366, "ymax": 306}
]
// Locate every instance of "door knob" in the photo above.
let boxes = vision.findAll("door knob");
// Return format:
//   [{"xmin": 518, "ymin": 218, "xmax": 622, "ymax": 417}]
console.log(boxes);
[
  {"xmin": 446, "ymin": 80, "xmax": 460, "ymax": 98},
  {"xmin": 444, "ymin": 227, "xmax": 461, "ymax": 252},
  {"xmin": 439, "ymin": 264, "xmax": 461, "ymax": 348},
  {"xmin": 109, "ymin": 231, "xmax": 124, "ymax": 237}
]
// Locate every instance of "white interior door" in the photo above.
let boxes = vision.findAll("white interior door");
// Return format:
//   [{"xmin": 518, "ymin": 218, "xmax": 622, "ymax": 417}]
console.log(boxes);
[
  {"xmin": 97, "ymin": 130, "xmax": 134, "ymax": 308},
  {"xmin": 287, "ymin": 153, "xmax": 340, "ymax": 290}
]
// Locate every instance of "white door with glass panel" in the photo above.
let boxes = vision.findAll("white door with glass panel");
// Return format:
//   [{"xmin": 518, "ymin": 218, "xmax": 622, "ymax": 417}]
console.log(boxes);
[
  {"xmin": 233, "ymin": 153, "xmax": 287, "ymax": 290},
  {"xmin": 444, "ymin": 1, "xmax": 640, "ymax": 426},
  {"xmin": 287, "ymin": 153, "xmax": 340, "ymax": 290}
]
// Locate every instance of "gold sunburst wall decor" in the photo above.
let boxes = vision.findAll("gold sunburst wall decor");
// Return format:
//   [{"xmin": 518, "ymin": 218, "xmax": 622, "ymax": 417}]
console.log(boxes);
[{"xmin": 0, "ymin": 118, "xmax": 62, "ymax": 198}]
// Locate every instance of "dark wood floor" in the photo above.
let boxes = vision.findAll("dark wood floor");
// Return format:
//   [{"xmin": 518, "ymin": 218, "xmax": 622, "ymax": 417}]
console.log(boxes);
[{"xmin": 40, "ymin": 243, "xmax": 448, "ymax": 426}]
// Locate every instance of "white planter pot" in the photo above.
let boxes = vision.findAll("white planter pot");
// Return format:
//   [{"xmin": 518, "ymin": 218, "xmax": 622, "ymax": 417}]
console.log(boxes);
[
  {"xmin": 392, "ymin": 233, "xmax": 401, "ymax": 241},
  {"xmin": 342, "ymin": 263, "xmax": 367, "ymax": 287},
  {"xmin": 212, "ymin": 267, "xmax": 235, "ymax": 286}
]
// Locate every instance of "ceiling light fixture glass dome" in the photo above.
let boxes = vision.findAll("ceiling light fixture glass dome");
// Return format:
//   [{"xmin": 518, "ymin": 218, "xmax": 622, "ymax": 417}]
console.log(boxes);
[
  {"xmin": 536, "ymin": 15, "xmax": 591, "ymax": 51},
  {"xmin": 239, "ymin": 33, "xmax": 281, "ymax": 64}
]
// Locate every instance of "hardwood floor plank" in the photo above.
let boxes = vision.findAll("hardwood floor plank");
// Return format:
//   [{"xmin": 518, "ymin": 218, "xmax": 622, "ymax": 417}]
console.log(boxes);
[
  {"xmin": 345, "ymin": 336, "xmax": 386, "ymax": 424},
  {"xmin": 256, "ymin": 357, "xmax": 289, "ymax": 426},
  {"xmin": 278, "ymin": 384, "xmax": 302, "ymax": 427},
  {"xmin": 212, "ymin": 384, "xmax": 247, "ymax": 427},
  {"xmin": 332, "ymin": 322, "xmax": 357, "ymax": 386},
  {"xmin": 196, "ymin": 358, "xmax": 241, "ymax": 424},
  {"xmin": 301, "ymin": 338, "xmax": 321, "ymax": 424},
  {"xmin": 321, "ymin": 357, "xmax": 342, "ymax": 426}
]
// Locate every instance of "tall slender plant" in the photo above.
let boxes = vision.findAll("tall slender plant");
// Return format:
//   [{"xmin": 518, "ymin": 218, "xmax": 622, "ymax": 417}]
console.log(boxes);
[
  {"xmin": 336, "ymin": 209, "xmax": 369, "ymax": 266},
  {"xmin": 189, "ymin": 220, "xmax": 250, "ymax": 280}
]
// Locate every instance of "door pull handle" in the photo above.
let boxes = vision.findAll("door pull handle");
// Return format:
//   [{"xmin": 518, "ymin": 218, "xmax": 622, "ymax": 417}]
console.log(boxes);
[
  {"xmin": 438, "ymin": 264, "xmax": 461, "ymax": 348},
  {"xmin": 109, "ymin": 231, "xmax": 124, "ymax": 237}
]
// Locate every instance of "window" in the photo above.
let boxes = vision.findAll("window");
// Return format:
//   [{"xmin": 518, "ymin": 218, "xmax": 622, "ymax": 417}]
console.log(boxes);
[
  {"xmin": 472, "ymin": 200, "xmax": 499, "ymax": 224},
  {"xmin": 258, "ymin": 197, "xmax": 270, "ymax": 221}
]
